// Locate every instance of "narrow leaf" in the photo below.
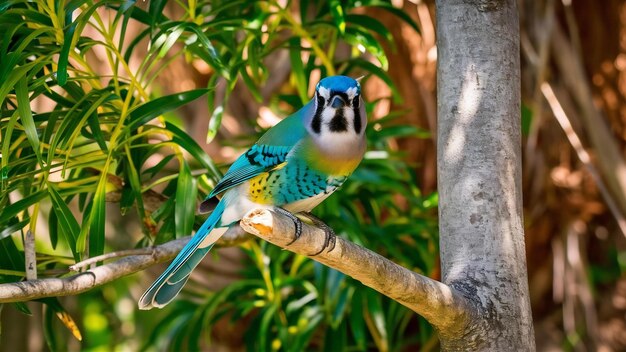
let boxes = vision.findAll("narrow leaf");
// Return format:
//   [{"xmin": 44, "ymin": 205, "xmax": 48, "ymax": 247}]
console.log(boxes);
[
  {"xmin": 0, "ymin": 218, "xmax": 29, "ymax": 241},
  {"xmin": 175, "ymin": 160, "xmax": 197, "ymax": 238},
  {"xmin": 166, "ymin": 121, "xmax": 221, "ymax": 181},
  {"xmin": 12, "ymin": 302, "xmax": 32, "ymax": 316},
  {"xmin": 126, "ymin": 88, "xmax": 210, "ymax": 131},
  {"xmin": 47, "ymin": 185, "xmax": 80, "ymax": 260},
  {"xmin": 57, "ymin": 22, "xmax": 77, "ymax": 86},
  {"xmin": 329, "ymin": 0, "xmax": 346, "ymax": 34},
  {"xmin": 0, "ymin": 190, "xmax": 47, "ymax": 224},
  {"xmin": 40, "ymin": 297, "xmax": 82, "ymax": 341},
  {"xmin": 89, "ymin": 182, "xmax": 106, "ymax": 258},
  {"xmin": 289, "ymin": 38, "xmax": 308, "ymax": 104},
  {"xmin": 15, "ymin": 79, "xmax": 43, "ymax": 166},
  {"xmin": 370, "ymin": 3, "xmax": 420, "ymax": 33}
]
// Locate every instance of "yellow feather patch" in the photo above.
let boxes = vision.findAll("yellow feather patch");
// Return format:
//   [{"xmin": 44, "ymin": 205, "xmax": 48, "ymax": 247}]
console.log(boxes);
[{"xmin": 248, "ymin": 173, "xmax": 272, "ymax": 204}]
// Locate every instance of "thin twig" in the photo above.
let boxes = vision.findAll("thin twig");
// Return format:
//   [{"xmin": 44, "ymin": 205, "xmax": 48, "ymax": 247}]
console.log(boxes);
[
  {"xmin": 541, "ymin": 82, "xmax": 626, "ymax": 238},
  {"xmin": 525, "ymin": 0, "xmax": 555, "ymax": 162},
  {"xmin": 24, "ymin": 230, "xmax": 37, "ymax": 280},
  {"xmin": 70, "ymin": 248, "xmax": 156, "ymax": 271}
]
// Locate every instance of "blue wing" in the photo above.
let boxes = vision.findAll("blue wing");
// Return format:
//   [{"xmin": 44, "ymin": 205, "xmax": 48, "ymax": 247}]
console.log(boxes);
[
  {"xmin": 208, "ymin": 144, "xmax": 291, "ymax": 197},
  {"xmin": 207, "ymin": 101, "xmax": 313, "ymax": 198}
]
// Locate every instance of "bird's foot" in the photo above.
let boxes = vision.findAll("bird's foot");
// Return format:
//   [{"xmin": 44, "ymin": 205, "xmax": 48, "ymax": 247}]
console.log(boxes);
[
  {"xmin": 274, "ymin": 207, "xmax": 303, "ymax": 245},
  {"xmin": 300, "ymin": 212, "xmax": 336, "ymax": 256}
]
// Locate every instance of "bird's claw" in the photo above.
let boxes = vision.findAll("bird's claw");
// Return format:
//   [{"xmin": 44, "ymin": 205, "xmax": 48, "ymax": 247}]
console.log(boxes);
[
  {"xmin": 275, "ymin": 207, "xmax": 303, "ymax": 245},
  {"xmin": 301, "ymin": 212, "xmax": 336, "ymax": 256},
  {"xmin": 274, "ymin": 209, "xmax": 337, "ymax": 256}
]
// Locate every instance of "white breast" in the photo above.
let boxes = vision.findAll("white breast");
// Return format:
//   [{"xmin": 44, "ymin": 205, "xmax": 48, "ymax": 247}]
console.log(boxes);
[{"xmin": 283, "ymin": 192, "xmax": 333, "ymax": 213}]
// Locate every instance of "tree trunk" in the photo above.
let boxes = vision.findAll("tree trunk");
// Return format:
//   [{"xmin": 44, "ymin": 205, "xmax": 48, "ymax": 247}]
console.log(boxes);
[{"xmin": 436, "ymin": 0, "xmax": 536, "ymax": 350}]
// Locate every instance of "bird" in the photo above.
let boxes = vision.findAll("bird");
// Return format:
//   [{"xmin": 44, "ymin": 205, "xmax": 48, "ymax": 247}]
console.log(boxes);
[{"xmin": 138, "ymin": 75, "xmax": 367, "ymax": 309}]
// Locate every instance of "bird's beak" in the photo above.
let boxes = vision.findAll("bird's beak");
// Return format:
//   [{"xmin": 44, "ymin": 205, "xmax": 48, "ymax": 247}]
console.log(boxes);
[{"xmin": 331, "ymin": 95, "xmax": 347, "ymax": 108}]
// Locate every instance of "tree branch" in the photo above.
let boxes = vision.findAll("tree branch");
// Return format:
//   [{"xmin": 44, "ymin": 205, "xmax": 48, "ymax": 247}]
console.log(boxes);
[
  {"xmin": 0, "ymin": 237, "xmax": 185, "ymax": 303},
  {"xmin": 0, "ymin": 208, "xmax": 471, "ymax": 338},
  {"xmin": 239, "ymin": 208, "xmax": 474, "ymax": 337},
  {"xmin": 0, "ymin": 226, "xmax": 249, "ymax": 303}
]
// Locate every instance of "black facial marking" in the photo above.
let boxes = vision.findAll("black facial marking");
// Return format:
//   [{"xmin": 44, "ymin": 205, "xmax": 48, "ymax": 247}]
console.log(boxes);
[
  {"xmin": 312, "ymin": 93, "xmax": 324, "ymax": 134},
  {"xmin": 352, "ymin": 97, "xmax": 361, "ymax": 134},
  {"xmin": 329, "ymin": 108, "xmax": 348, "ymax": 132},
  {"xmin": 331, "ymin": 91, "xmax": 350, "ymax": 103}
]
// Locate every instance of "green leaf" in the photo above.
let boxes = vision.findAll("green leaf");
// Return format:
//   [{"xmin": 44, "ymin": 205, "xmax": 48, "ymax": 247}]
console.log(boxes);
[
  {"xmin": 369, "ymin": 3, "xmax": 420, "ymax": 34},
  {"xmin": 47, "ymin": 184, "xmax": 80, "ymax": 261},
  {"xmin": 0, "ymin": 235, "xmax": 25, "ymax": 281},
  {"xmin": 349, "ymin": 290, "xmax": 366, "ymax": 350},
  {"xmin": 57, "ymin": 22, "xmax": 77, "ymax": 86},
  {"xmin": 43, "ymin": 303, "xmax": 59, "ymax": 352},
  {"xmin": 166, "ymin": 121, "xmax": 221, "ymax": 182},
  {"xmin": 346, "ymin": 14, "xmax": 393, "ymax": 43},
  {"xmin": 126, "ymin": 88, "xmax": 210, "ymax": 131},
  {"xmin": 144, "ymin": 153, "xmax": 175, "ymax": 178},
  {"xmin": 184, "ymin": 23, "xmax": 230, "ymax": 79},
  {"xmin": 157, "ymin": 25, "xmax": 184, "ymax": 59},
  {"xmin": 259, "ymin": 303, "xmax": 278, "ymax": 351},
  {"xmin": 124, "ymin": 144, "xmax": 147, "ymax": 227},
  {"xmin": 89, "ymin": 183, "xmax": 106, "ymax": 258},
  {"xmin": 344, "ymin": 58, "xmax": 401, "ymax": 103},
  {"xmin": 329, "ymin": 0, "xmax": 346, "ymax": 34},
  {"xmin": 344, "ymin": 27, "xmax": 388, "ymax": 70},
  {"xmin": 48, "ymin": 209, "xmax": 59, "ymax": 249},
  {"xmin": 206, "ymin": 104, "xmax": 224, "ymax": 144},
  {"xmin": 86, "ymin": 111, "xmax": 108, "ymax": 152},
  {"xmin": 0, "ymin": 190, "xmax": 47, "ymax": 224},
  {"xmin": 148, "ymin": 0, "xmax": 168, "ymax": 26},
  {"xmin": 175, "ymin": 160, "xmax": 197, "ymax": 238},
  {"xmin": 12, "ymin": 302, "xmax": 32, "ymax": 316},
  {"xmin": 44, "ymin": 298, "xmax": 83, "ymax": 341},
  {"xmin": 365, "ymin": 290, "xmax": 388, "ymax": 351},
  {"xmin": 289, "ymin": 38, "xmax": 308, "ymax": 104},
  {"xmin": 239, "ymin": 68, "xmax": 262, "ymax": 103},
  {"xmin": 290, "ymin": 307, "xmax": 323, "ymax": 351},
  {"xmin": 15, "ymin": 79, "xmax": 43, "ymax": 165},
  {"xmin": 331, "ymin": 286, "xmax": 353, "ymax": 329},
  {"xmin": 77, "ymin": 178, "xmax": 106, "ymax": 258},
  {"xmin": 0, "ymin": 218, "xmax": 29, "ymax": 241}
]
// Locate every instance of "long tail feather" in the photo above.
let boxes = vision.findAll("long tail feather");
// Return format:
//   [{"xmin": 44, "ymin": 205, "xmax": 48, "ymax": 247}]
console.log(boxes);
[{"xmin": 138, "ymin": 201, "xmax": 226, "ymax": 309}]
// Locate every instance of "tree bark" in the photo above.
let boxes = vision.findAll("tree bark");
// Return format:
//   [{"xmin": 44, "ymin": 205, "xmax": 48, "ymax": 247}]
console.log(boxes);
[{"xmin": 436, "ymin": 0, "xmax": 535, "ymax": 350}]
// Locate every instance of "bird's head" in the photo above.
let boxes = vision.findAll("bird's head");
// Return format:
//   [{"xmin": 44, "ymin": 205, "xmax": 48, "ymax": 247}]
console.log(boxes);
[{"xmin": 307, "ymin": 76, "xmax": 367, "ymax": 156}]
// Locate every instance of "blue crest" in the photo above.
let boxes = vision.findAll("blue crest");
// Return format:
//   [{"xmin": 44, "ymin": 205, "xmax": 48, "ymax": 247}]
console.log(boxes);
[{"xmin": 316, "ymin": 75, "xmax": 361, "ymax": 94}]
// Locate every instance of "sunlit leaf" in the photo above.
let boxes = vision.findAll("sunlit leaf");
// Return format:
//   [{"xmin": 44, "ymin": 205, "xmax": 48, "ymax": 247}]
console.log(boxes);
[
  {"xmin": 329, "ymin": 0, "xmax": 346, "ymax": 34},
  {"xmin": 41, "ymin": 297, "xmax": 83, "ymax": 342},
  {"xmin": 126, "ymin": 88, "xmax": 210, "ymax": 131}
]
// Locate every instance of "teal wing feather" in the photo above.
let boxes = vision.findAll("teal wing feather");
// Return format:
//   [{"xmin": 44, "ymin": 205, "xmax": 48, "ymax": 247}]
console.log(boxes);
[
  {"xmin": 138, "ymin": 201, "xmax": 225, "ymax": 309},
  {"xmin": 207, "ymin": 102, "xmax": 312, "ymax": 198}
]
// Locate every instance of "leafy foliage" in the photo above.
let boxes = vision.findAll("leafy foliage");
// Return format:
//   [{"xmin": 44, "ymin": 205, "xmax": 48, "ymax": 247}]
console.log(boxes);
[{"xmin": 0, "ymin": 0, "xmax": 437, "ymax": 350}]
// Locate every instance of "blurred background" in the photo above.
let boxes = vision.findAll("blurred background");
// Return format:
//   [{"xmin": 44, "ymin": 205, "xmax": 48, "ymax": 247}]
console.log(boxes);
[{"xmin": 1, "ymin": 0, "xmax": 625, "ymax": 351}]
